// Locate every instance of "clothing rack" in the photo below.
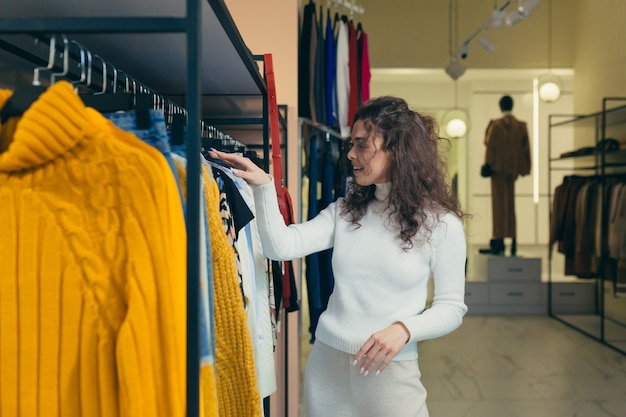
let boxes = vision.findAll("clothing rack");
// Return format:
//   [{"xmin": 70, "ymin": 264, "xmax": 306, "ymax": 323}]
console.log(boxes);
[
  {"xmin": 0, "ymin": 1, "xmax": 268, "ymax": 416},
  {"xmin": 299, "ymin": 117, "xmax": 346, "ymax": 139},
  {"xmin": 547, "ymin": 98, "xmax": 626, "ymax": 357},
  {"xmin": 329, "ymin": 0, "xmax": 365, "ymax": 16}
]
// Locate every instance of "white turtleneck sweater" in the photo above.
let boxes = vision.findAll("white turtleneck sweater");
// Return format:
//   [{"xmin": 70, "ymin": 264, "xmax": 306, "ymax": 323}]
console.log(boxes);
[{"xmin": 252, "ymin": 180, "xmax": 468, "ymax": 361}]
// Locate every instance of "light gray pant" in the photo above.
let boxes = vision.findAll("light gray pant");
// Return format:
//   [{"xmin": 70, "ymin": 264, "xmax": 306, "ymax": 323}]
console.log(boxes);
[{"xmin": 304, "ymin": 341, "xmax": 428, "ymax": 417}]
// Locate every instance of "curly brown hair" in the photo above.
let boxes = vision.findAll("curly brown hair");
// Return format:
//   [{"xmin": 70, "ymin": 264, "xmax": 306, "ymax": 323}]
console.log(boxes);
[{"xmin": 341, "ymin": 96, "xmax": 466, "ymax": 248}]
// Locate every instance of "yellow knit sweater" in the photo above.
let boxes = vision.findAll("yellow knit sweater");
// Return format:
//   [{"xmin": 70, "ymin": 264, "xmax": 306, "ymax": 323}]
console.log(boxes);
[
  {"xmin": 202, "ymin": 165, "xmax": 260, "ymax": 417},
  {"xmin": 0, "ymin": 81, "xmax": 187, "ymax": 417}
]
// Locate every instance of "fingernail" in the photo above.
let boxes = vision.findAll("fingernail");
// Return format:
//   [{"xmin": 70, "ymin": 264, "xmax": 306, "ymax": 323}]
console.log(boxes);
[
  {"xmin": 352, "ymin": 359, "xmax": 357, "ymax": 366},
  {"xmin": 359, "ymin": 367, "xmax": 365, "ymax": 375},
  {"xmin": 375, "ymin": 370, "xmax": 381, "ymax": 376},
  {"xmin": 232, "ymin": 168, "xmax": 238, "ymax": 175},
  {"xmin": 363, "ymin": 370, "xmax": 370, "ymax": 377}
]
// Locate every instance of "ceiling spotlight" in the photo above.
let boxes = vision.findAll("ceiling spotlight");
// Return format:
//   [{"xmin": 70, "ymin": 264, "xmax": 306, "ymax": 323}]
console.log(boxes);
[
  {"xmin": 478, "ymin": 33, "xmax": 496, "ymax": 53},
  {"xmin": 459, "ymin": 42, "xmax": 470, "ymax": 59},
  {"xmin": 486, "ymin": 9, "xmax": 506, "ymax": 29},
  {"xmin": 505, "ymin": 0, "xmax": 541, "ymax": 26},
  {"xmin": 445, "ymin": 59, "xmax": 466, "ymax": 81},
  {"xmin": 518, "ymin": 0, "xmax": 541, "ymax": 17}
]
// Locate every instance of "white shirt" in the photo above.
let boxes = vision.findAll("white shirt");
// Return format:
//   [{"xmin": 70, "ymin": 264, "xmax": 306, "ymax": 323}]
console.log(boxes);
[
  {"xmin": 335, "ymin": 20, "xmax": 350, "ymax": 137},
  {"xmin": 252, "ymin": 180, "xmax": 468, "ymax": 360}
]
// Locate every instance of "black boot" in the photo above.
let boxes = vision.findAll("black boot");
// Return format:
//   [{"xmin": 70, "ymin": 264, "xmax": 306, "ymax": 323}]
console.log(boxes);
[
  {"xmin": 479, "ymin": 238, "xmax": 505, "ymax": 255},
  {"xmin": 510, "ymin": 238, "xmax": 517, "ymax": 256}
]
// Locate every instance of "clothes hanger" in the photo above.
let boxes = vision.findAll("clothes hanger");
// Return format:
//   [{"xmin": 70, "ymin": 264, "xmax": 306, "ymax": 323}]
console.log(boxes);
[
  {"xmin": 80, "ymin": 56, "xmax": 151, "ymax": 129},
  {"xmin": 0, "ymin": 35, "xmax": 62, "ymax": 123},
  {"xmin": 169, "ymin": 104, "xmax": 186, "ymax": 146}
]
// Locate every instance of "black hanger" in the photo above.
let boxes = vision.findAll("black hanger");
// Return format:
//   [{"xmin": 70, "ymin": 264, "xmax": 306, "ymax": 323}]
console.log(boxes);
[
  {"xmin": 0, "ymin": 35, "xmax": 63, "ymax": 123},
  {"xmin": 0, "ymin": 85, "xmax": 47, "ymax": 124},
  {"xmin": 341, "ymin": 14, "xmax": 348, "ymax": 23},
  {"xmin": 81, "ymin": 92, "xmax": 152, "ymax": 130},
  {"xmin": 169, "ymin": 113, "xmax": 186, "ymax": 146}
]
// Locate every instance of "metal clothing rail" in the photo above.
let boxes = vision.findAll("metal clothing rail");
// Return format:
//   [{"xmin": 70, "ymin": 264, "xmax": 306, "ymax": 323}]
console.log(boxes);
[
  {"xmin": 0, "ymin": 1, "xmax": 268, "ymax": 415},
  {"xmin": 299, "ymin": 117, "xmax": 346, "ymax": 140}
]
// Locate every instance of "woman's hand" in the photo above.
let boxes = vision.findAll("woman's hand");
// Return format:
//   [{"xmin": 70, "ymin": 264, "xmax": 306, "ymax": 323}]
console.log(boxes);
[
  {"xmin": 353, "ymin": 322, "xmax": 410, "ymax": 376},
  {"xmin": 208, "ymin": 148, "xmax": 272, "ymax": 186}
]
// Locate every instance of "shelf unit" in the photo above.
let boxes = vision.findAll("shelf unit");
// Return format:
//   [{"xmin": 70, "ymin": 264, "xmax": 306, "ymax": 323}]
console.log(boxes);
[
  {"xmin": 0, "ymin": 0, "xmax": 270, "ymax": 414},
  {"xmin": 547, "ymin": 97, "xmax": 626, "ymax": 356}
]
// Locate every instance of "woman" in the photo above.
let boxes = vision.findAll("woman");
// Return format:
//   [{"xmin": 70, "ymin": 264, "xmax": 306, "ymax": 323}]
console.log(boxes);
[{"xmin": 210, "ymin": 96, "xmax": 468, "ymax": 417}]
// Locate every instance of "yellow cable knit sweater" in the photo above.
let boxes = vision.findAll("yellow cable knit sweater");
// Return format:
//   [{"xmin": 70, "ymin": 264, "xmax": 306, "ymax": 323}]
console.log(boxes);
[
  {"xmin": 202, "ymin": 164, "xmax": 261, "ymax": 417},
  {"xmin": 0, "ymin": 81, "xmax": 186, "ymax": 417}
]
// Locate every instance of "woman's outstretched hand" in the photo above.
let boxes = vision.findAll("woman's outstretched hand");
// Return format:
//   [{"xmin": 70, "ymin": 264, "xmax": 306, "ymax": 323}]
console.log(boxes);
[{"xmin": 208, "ymin": 148, "xmax": 272, "ymax": 186}]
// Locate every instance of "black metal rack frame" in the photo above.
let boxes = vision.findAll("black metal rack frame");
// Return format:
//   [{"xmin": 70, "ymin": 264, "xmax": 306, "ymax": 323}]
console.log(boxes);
[{"xmin": 547, "ymin": 97, "xmax": 626, "ymax": 357}]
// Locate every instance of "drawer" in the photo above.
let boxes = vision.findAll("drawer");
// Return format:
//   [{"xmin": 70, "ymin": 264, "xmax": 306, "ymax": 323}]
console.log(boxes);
[
  {"xmin": 489, "ymin": 283, "xmax": 545, "ymax": 305},
  {"xmin": 475, "ymin": 255, "xmax": 542, "ymax": 282},
  {"xmin": 551, "ymin": 282, "xmax": 597, "ymax": 314},
  {"xmin": 464, "ymin": 282, "xmax": 489, "ymax": 305}
]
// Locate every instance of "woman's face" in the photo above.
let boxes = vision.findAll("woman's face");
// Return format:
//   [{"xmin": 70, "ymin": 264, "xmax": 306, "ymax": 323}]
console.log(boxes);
[{"xmin": 347, "ymin": 119, "xmax": 391, "ymax": 186}]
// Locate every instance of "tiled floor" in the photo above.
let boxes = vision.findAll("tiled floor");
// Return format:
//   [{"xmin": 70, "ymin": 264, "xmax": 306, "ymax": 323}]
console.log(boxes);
[{"xmin": 300, "ymin": 315, "xmax": 626, "ymax": 417}]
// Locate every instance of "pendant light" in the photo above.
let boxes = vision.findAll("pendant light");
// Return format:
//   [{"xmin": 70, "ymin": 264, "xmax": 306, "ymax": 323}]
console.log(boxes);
[
  {"xmin": 538, "ymin": 0, "xmax": 562, "ymax": 102},
  {"xmin": 443, "ymin": 79, "xmax": 469, "ymax": 138},
  {"xmin": 443, "ymin": 0, "xmax": 469, "ymax": 138}
]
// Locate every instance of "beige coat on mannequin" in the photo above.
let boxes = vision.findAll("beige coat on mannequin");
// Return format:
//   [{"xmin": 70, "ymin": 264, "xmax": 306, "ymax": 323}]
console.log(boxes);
[{"xmin": 484, "ymin": 112, "xmax": 531, "ymax": 239}]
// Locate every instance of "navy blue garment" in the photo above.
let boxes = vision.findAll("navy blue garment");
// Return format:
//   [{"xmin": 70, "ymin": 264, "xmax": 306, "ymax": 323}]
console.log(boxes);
[
  {"xmin": 325, "ymin": 9, "xmax": 336, "ymax": 126},
  {"xmin": 298, "ymin": 1, "xmax": 317, "ymax": 119},
  {"xmin": 318, "ymin": 136, "xmax": 339, "ymax": 317},
  {"xmin": 305, "ymin": 131, "xmax": 324, "ymax": 343},
  {"xmin": 314, "ymin": 4, "xmax": 326, "ymax": 124}
]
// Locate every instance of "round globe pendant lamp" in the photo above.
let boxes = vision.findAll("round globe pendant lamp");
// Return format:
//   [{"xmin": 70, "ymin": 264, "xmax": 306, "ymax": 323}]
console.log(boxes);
[{"xmin": 538, "ymin": 0, "xmax": 562, "ymax": 103}]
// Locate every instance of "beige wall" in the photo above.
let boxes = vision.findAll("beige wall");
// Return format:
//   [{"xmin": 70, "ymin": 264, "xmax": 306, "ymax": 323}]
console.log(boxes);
[
  {"xmin": 223, "ymin": 2, "xmax": 300, "ymax": 417},
  {"xmin": 574, "ymin": 0, "xmax": 626, "ymax": 115},
  {"xmin": 356, "ymin": 0, "xmax": 576, "ymax": 69}
]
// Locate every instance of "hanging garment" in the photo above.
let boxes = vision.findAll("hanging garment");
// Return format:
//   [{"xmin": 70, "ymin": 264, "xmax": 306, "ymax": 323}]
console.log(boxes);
[
  {"xmin": 325, "ymin": 9, "xmax": 336, "ymax": 126},
  {"xmin": 335, "ymin": 18, "xmax": 350, "ymax": 137},
  {"xmin": 562, "ymin": 177, "xmax": 589, "ymax": 275},
  {"xmin": 235, "ymin": 176, "xmax": 278, "ymax": 399},
  {"xmin": 305, "ymin": 132, "xmax": 324, "ymax": 342},
  {"xmin": 574, "ymin": 180, "xmax": 601, "ymax": 277},
  {"xmin": 347, "ymin": 20, "xmax": 359, "ymax": 125},
  {"xmin": 318, "ymin": 136, "xmax": 339, "ymax": 313},
  {"xmin": 358, "ymin": 28, "xmax": 371, "ymax": 103},
  {"xmin": 298, "ymin": 0, "xmax": 316, "ymax": 120},
  {"xmin": 0, "ymin": 81, "xmax": 186, "ymax": 417},
  {"xmin": 314, "ymin": 3, "xmax": 326, "ymax": 124},
  {"xmin": 209, "ymin": 160, "xmax": 278, "ymax": 401},
  {"xmin": 171, "ymin": 154, "xmax": 219, "ymax": 417},
  {"xmin": 202, "ymin": 163, "xmax": 261, "ymax": 417}
]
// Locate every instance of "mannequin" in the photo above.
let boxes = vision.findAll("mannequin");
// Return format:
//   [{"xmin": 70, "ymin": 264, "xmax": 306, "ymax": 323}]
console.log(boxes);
[{"xmin": 479, "ymin": 95, "xmax": 531, "ymax": 256}]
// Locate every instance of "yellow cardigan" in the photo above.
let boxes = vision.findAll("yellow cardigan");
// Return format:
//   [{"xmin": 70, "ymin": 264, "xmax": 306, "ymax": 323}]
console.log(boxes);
[{"xmin": 0, "ymin": 81, "xmax": 186, "ymax": 417}]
